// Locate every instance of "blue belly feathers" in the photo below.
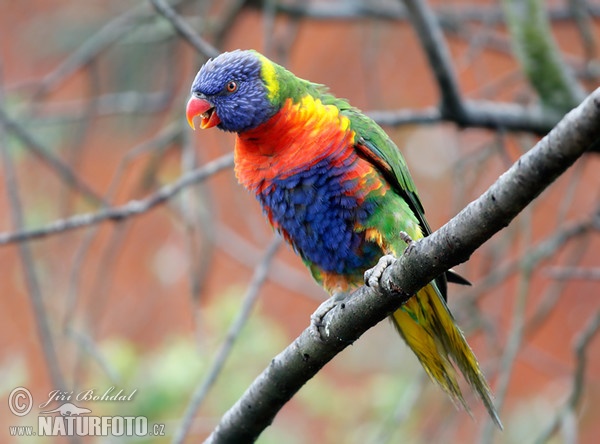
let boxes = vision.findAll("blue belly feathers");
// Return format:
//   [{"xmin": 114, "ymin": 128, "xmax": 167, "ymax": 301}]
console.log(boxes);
[{"xmin": 257, "ymin": 158, "xmax": 380, "ymax": 274}]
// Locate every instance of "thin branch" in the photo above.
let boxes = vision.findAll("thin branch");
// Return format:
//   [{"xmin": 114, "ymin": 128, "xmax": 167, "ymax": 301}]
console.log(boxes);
[
  {"xmin": 480, "ymin": 209, "xmax": 533, "ymax": 443},
  {"xmin": 458, "ymin": 208, "xmax": 598, "ymax": 307},
  {"xmin": 215, "ymin": 224, "xmax": 319, "ymax": 300},
  {"xmin": 178, "ymin": 127, "xmax": 214, "ymax": 307},
  {"xmin": 213, "ymin": 0, "xmax": 248, "ymax": 49},
  {"xmin": 275, "ymin": 3, "xmax": 600, "ymax": 23},
  {"xmin": 370, "ymin": 99, "xmax": 560, "ymax": 134},
  {"xmin": 502, "ymin": 0, "xmax": 586, "ymax": 112},
  {"xmin": 63, "ymin": 121, "xmax": 183, "ymax": 331},
  {"xmin": 568, "ymin": 0, "xmax": 598, "ymax": 62},
  {"xmin": 534, "ymin": 310, "xmax": 600, "ymax": 444},
  {"xmin": 367, "ymin": 106, "xmax": 442, "ymax": 126},
  {"xmin": 151, "ymin": 0, "xmax": 220, "ymax": 59},
  {"xmin": 65, "ymin": 325, "xmax": 121, "ymax": 385},
  {"xmin": 59, "ymin": 61, "xmax": 100, "ymax": 217},
  {"xmin": 401, "ymin": 0, "xmax": 467, "ymax": 120},
  {"xmin": 0, "ymin": 80, "xmax": 66, "ymax": 393},
  {"xmin": 174, "ymin": 236, "xmax": 282, "ymax": 444},
  {"xmin": 371, "ymin": 373, "xmax": 426, "ymax": 444},
  {"xmin": 545, "ymin": 266, "xmax": 600, "ymax": 281},
  {"xmin": 0, "ymin": 107, "xmax": 105, "ymax": 206},
  {"xmin": 73, "ymin": 223, "xmax": 130, "ymax": 391},
  {"xmin": 31, "ymin": 91, "xmax": 171, "ymax": 120},
  {"xmin": 204, "ymin": 88, "xmax": 600, "ymax": 444},
  {"xmin": 371, "ymin": 0, "xmax": 572, "ymax": 135},
  {"xmin": 525, "ymin": 233, "xmax": 592, "ymax": 338},
  {"xmin": 0, "ymin": 153, "xmax": 234, "ymax": 245},
  {"xmin": 31, "ymin": 1, "xmax": 157, "ymax": 100}
]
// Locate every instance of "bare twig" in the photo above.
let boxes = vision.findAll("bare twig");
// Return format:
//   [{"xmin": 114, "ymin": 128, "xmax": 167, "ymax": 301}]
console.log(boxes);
[
  {"xmin": 369, "ymin": 100, "xmax": 560, "ymax": 134},
  {"xmin": 204, "ymin": 88, "xmax": 600, "ymax": 444},
  {"xmin": 275, "ymin": 3, "xmax": 600, "ymax": 23},
  {"xmin": 545, "ymin": 266, "xmax": 600, "ymax": 281},
  {"xmin": 502, "ymin": 0, "xmax": 586, "ymax": 112},
  {"xmin": 480, "ymin": 208, "xmax": 533, "ymax": 443},
  {"xmin": 458, "ymin": 209, "xmax": 598, "ymax": 307},
  {"xmin": 151, "ymin": 0, "xmax": 219, "ymax": 58},
  {"xmin": 173, "ymin": 236, "xmax": 282, "ymax": 444},
  {"xmin": 178, "ymin": 128, "xmax": 214, "ymax": 307},
  {"xmin": 213, "ymin": 0, "xmax": 249, "ymax": 49},
  {"xmin": 0, "ymin": 107, "xmax": 105, "ymax": 205},
  {"xmin": 525, "ymin": 233, "xmax": 591, "ymax": 338},
  {"xmin": 59, "ymin": 61, "xmax": 100, "ymax": 217},
  {"xmin": 402, "ymin": 0, "xmax": 467, "ymax": 120},
  {"xmin": 534, "ymin": 310, "xmax": 600, "ymax": 444},
  {"xmin": 367, "ymin": 0, "xmax": 574, "ymax": 135},
  {"xmin": 0, "ymin": 153, "xmax": 234, "ymax": 245},
  {"xmin": 215, "ymin": 224, "xmax": 319, "ymax": 300},
  {"xmin": 32, "ymin": 2, "xmax": 157, "ymax": 100},
  {"xmin": 0, "ymin": 77, "xmax": 66, "ymax": 393},
  {"xmin": 567, "ymin": 0, "xmax": 598, "ymax": 63},
  {"xmin": 371, "ymin": 373, "xmax": 426, "ymax": 444},
  {"xmin": 73, "ymin": 223, "xmax": 130, "ymax": 390},
  {"xmin": 31, "ymin": 91, "xmax": 171, "ymax": 120},
  {"xmin": 63, "ymin": 122, "xmax": 183, "ymax": 330}
]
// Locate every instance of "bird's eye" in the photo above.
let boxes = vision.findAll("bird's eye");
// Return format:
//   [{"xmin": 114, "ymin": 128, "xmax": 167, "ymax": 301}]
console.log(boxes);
[{"xmin": 226, "ymin": 81, "xmax": 238, "ymax": 93}]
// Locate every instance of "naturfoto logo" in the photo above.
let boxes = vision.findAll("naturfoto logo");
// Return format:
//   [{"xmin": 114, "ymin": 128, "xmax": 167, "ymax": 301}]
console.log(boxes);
[
  {"xmin": 38, "ymin": 386, "xmax": 137, "ymax": 409},
  {"xmin": 8, "ymin": 386, "xmax": 165, "ymax": 438}
]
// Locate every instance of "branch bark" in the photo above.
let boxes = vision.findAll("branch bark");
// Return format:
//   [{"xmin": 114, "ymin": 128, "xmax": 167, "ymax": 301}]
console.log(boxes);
[
  {"xmin": 401, "ymin": 0, "xmax": 467, "ymax": 120},
  {"xmin": 203, "ymin": 89, "xmax": 600, "ymax": 443},
  {"xmin": 368, "ymin": 100, "xmax": 561, "ymax": 134},
  {"xmin": 0, "ymin": 153, "xmax": 234, "ymax": 245}
]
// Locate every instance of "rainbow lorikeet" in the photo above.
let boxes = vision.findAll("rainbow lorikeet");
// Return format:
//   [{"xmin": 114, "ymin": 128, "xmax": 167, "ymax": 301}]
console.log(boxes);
[{"xmin": 186, "ymin": 49, "xmax": 501, "ymax": 427}]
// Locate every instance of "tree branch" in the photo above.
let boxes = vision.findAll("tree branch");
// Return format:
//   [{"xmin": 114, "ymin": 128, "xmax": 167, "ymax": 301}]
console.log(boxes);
[
  {"xmin": 502, "ymin": 0, "xmax": 586, "ymax": 112},
  {"xmin": 205, "ymin": 88, "xmax": 600, "ymax": 444},
  {"xmin": 32, "ymin": 1, "xmax": 157, "ymax": 100},
  {"xmin": 174, "ymin": 236, "xmax": 282, "ymax": 444},
  {"xmin": 0, "ymin": 80, "xmax": 66, "ymax": 394},
  {"xmin": 0, "ymin": 153, "xmax": 233, "ymax": 245},
  {"xmin": 401, "ymin": 0, "xmax": 467, "ymax": 120},
  {"xmin": 0, "ymin": 107, "xmax": 105, "ymax": 206},
  {"xmin": 369, "ymin": 99, "xmax": 561, "ymax": 134},
  {"xmin": 546, "ymin": 266, "xmax": 600, "ymax": 281},
  {"xmin": 534, "ymin": 309, "xmax": 600, "ymax": 444},
  {"xmin": 151, "ymin": 0, "xmax": 220, "ymax": 59},
  {"xmin": 275, "ymin": 3, "xmax": 600, "ymax": 24}
]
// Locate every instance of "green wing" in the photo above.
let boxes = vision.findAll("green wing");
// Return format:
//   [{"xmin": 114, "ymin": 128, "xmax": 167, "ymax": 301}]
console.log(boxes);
[
  {"xmin": 342, "ymin": 104, "xmax": 433, "ymax": 237},
  {"xmin": 324, "ymin": 96, "xmax": 470, "ymax": 293}
]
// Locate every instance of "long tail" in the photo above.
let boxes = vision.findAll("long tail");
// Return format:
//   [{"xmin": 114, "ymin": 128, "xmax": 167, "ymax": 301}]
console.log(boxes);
[{"xmin": 391, "ymin": 282, "xmax": 503, "ymax": 429}]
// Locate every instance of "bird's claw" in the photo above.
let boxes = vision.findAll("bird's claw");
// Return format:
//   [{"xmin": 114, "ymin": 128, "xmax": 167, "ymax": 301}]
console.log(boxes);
[
  {"xmin": 398, "ymin": 231, "xmax": 415, "ymax": 249},
  {"xmin": 364, "ymin": 232, "xmax": 414, "ymax": 290},
  {"xmin": 364, "ymin": 254, "xmax": 396, "ymax": 290},
  {"xmin": 310, "ymin": 292, "xmax": 348, "ymax": 341}
]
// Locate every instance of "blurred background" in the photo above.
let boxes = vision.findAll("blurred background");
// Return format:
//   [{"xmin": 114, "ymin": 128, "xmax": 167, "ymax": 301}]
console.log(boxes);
[{"xmin": 1, "ymin": 0, "xmax": 599, "ymax": 443}]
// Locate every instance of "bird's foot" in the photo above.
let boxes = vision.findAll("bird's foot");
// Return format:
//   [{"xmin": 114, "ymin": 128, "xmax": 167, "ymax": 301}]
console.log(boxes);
[
  {"xmin": 364, "ymin": 254, "xmax": 396, "ymax": 290},
  {"xmin": 310, "ymin": 292, "xmax": 349, "ymax": 341},
  {"xmin": 398, "ymin": 231, "xmax": 415, "ymax": 249},
  {"xmin": 365, "ymin": 232, "xmax": 414, "ymax": 292}
]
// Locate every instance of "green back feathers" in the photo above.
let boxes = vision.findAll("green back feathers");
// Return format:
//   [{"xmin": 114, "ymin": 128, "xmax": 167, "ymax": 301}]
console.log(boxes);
[
  {"xmin": 254, "ymin": 50, "xmax": 429, "ymax": 235},
  {"xmin": 254, "ymin": 51, "xmax": 327, "ymax": 108},
  {"xmin": 345, "ymin": 109, "xmax": 430, "ymax": 232}
]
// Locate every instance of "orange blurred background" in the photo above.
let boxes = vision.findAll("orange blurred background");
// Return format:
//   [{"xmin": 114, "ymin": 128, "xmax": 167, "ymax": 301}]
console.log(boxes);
[{"xmin": 1, "ymin": 1, "xmax": 599, "ymax": 443}]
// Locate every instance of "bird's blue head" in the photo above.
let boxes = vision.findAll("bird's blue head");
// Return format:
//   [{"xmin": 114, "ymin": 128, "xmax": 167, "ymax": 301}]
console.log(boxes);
[{"xmin": 186, "ymin": 50, "xmax": 278, "ymax": 133}]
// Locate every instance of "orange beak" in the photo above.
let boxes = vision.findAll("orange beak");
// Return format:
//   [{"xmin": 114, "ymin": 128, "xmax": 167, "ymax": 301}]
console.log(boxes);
[{"xmin": 186, "ymin": 95, "xmax": 221, "ymax": 130}]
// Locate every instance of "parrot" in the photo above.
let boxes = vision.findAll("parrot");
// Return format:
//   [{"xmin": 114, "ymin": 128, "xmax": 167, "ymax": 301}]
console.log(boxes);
[{"xmin": 186, "ymin": 49, "xmax": 502, "ymax": 428}]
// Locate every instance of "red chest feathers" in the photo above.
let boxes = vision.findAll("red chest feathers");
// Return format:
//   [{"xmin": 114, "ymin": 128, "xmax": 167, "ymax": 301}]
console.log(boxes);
[{"xmin": 234, "ymin": 97, "xmax": 356, "ymax": 194}]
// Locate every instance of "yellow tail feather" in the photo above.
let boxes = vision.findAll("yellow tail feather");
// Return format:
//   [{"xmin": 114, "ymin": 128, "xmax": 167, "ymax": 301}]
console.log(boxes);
[{"xmin": 391, "ymin": 283, "xmax": 503, "ymax": 429}]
